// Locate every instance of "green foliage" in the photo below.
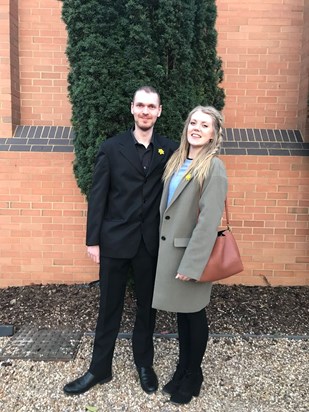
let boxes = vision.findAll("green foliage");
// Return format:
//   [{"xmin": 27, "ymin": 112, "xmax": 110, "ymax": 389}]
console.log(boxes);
[{"xmin": 62, "ymin": 0, "xmax": 225, "ymax": 197}]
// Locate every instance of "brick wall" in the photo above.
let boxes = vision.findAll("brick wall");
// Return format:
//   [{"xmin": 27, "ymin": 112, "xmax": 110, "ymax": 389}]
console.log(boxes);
[
  {"xmin": 0, "ymin": 1, "xmax": 308, "ymax": 287},
  {"xmin": 217, "ymin": 0, "xmax": 308, "ymax": 137},
  {"xmin": 0, "ymin": 152, "xmax": 94, "ymax": 287},
  {"xmin": 0, "ymin": 0, "xmax": 308, "ymax": 138},
  {"xmin": 223, "ymin": 154, "xmax": 309, "ymax": 286},
  {"xmin": 18, "ymin": 0, "xmax": 71, "ymax": 127},
  {"xmin": 299, "ymin": 0, "xmax": 309, "ymax": 138},
  {"xmin": 0, "ymin": 129, "xmax": 308, "ymax": 288}
]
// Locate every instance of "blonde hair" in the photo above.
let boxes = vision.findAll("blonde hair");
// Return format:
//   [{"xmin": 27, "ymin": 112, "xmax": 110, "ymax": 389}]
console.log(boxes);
[{"xmin": 163, "ymin": 106, "xmax": 224, "ymax": 186}]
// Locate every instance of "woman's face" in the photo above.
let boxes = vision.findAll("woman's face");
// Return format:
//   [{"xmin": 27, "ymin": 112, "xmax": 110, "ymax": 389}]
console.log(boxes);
[{"xmin": 186, "ymin": 110, "xmax": 215, "ymax": 150}]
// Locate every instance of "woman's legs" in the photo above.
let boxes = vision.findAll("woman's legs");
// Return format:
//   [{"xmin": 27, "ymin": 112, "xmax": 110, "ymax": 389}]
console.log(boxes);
[
  {"xmin": 181, "ymin": 308, "xmax": 209, "ymax": 373},
  {"xmin": 169, "ymin": 308, "xmax": 209, "ymax": 404},
  {"xmin": 176, "ymin": 311, "xmax": 190, "ymax": 370}
]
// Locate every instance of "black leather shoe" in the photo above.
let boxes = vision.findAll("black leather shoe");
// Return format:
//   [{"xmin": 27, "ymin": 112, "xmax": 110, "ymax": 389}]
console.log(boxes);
[
  {"xmin": 137, "ymin": 366, "xmax": 158, "ymax": 394},
  {"xmin": 63, "ymin": 371, "xmax": 112, "ymax": 395},
  {"xmin": 170, "ymin": 369, "xmax": 203, "ymax": 405}
]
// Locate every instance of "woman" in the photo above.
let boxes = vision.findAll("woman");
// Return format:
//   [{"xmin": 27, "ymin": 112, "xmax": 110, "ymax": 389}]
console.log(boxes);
[{"xmin": 152, "ymin": 106, "xmax": 228, "ymax": 405}]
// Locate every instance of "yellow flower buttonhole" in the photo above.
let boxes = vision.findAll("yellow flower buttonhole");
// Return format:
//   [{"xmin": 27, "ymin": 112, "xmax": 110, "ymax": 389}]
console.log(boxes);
[{"xmin": 158, "ymin": 148, "xmax": 164, "ymax": 155}]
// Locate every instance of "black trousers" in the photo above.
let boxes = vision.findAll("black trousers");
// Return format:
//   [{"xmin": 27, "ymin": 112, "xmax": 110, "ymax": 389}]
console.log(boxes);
[
  {"xmin": 177, "ymin": 309, "xmax": 209, "ymax": 373},
  {"xmin": 89, "ymin": 240, "xmax": 157, "ymax": 378}
]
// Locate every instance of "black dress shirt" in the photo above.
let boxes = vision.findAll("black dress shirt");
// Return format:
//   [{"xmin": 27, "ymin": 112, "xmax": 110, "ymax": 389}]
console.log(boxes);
[{"xmin": 131, "ymin": 130, "xmax": 154, "ymax": 174}]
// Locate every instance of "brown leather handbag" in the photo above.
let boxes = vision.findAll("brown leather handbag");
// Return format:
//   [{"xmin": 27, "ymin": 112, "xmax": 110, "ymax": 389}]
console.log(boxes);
[{"xmin": 199, "ymin": 199, "xmax": 244, "ymax": 282}]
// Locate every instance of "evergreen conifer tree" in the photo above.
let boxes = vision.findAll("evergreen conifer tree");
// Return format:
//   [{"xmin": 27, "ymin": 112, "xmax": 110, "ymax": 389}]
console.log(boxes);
[{"xmin": 62, "ymin": 0, "xmax": 224, "ymax": 196}]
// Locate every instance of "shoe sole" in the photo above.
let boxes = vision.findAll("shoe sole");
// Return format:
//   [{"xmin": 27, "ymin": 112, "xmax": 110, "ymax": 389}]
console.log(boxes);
[
  {"xmin": 141, "ymin": 386, "xmax": 158, "ymax": 394},
  {"xmin": 169, "ymin": 386, "xmax": 202, "ymax": 405}
]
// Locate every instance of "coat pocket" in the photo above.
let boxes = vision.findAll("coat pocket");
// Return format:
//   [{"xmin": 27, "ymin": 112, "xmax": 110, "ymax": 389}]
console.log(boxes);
[{"xmin": 174, "ymin": 238, "xmax": 190, "ymax": 247}]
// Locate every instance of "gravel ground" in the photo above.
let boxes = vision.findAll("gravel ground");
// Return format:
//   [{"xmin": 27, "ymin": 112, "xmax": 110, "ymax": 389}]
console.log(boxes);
[
  {"xmin": 0, "ymin": 336, "xmax": 308, "ymax": 412},
  {"xmin": 0, "ymin": 283, "xmax": 308, "ymax": 411}
]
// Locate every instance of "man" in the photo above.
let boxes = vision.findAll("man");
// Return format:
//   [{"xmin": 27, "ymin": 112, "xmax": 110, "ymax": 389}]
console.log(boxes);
[{"xmin": 63, "ymin": 86, "xmax": 178, "ymax": 395}]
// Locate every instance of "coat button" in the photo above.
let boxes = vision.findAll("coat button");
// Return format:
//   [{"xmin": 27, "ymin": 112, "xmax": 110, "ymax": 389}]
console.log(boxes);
[
  {"xmin": 165, "ymin": 216, "xmax": 170, "ymax": 220},
  {"xmin": 161, "ymin": 236, "xmax": 166, "ymax": 241}
]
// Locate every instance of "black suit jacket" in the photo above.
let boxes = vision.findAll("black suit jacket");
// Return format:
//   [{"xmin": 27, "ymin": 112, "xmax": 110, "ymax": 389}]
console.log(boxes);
[{"xmin": 86, "ymin": 129, "xmax": 178, "ymax": 258}]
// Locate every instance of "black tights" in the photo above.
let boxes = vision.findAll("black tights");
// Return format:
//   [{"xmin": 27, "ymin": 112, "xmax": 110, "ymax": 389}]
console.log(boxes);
[{"xmin": 177, "ymin": 308, "xmax": 209, "ymax": 373}]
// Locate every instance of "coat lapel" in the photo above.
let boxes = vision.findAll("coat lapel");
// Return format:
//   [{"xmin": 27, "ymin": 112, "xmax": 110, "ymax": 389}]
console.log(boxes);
[
  {"xmin": 118, "ymin": 131, "xmax": 144, "ymax": 174},
  {"xmin": 160, "ymin": 178, "xmax": 170, "ymax": 216},
  {"xmin": 162, "ymin": 174, "xmax": 192, "ymax": 214},
  {"xmin": 147, "ymin": 134, "xmax": 169, "ymax": 176}
]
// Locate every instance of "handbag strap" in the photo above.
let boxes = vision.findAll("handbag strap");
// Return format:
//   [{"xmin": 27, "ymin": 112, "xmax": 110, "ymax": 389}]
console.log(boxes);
[{"xmin": 224, "ymin": 199, "xmax": 231, "ymax": 230}]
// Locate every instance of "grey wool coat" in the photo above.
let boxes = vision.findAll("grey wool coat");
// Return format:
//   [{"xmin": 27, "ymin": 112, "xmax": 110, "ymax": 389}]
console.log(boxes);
[{"xmin": 152, "ymin": 157, "xmax": 228, "ymax": 313}]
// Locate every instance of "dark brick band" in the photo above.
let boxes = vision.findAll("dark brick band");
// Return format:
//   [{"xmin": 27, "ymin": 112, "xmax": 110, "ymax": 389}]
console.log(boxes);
[
  {"xmin": 0, "ymin": 126, "xmax": 74, "ymax": 152},
  {"xmin": 221, "ymin": 128, "xmax": 309, "ymax": 156},
  {"xmin": 0, "ymin": 126, "xmax": 308, "ymax": 155}
]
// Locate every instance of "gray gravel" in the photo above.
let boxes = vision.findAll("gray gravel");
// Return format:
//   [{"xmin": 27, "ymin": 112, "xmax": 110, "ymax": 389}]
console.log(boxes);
[
  {"xmin": 0, "ymin": 284, "xmax": 308, "ymax": 411},
  {"xmin": 0, "ymin": 335, "xmax": 308, "ymax": 411}
]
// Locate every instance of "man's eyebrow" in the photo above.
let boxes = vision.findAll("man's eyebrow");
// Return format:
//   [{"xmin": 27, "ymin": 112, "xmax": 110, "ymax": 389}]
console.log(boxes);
[{"xmin": 135, "ymin": 102, "xmax": 157, "ymax": 107}]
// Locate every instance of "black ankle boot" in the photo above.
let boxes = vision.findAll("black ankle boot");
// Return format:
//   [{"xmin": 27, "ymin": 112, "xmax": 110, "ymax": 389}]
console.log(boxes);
[
  {"xmin": 170, "ymin": 368, "xmax": 203, "ymax": 405},
  {"xmin": 162, "ymin": 364, "xmax": 186, "ymax": 396}
]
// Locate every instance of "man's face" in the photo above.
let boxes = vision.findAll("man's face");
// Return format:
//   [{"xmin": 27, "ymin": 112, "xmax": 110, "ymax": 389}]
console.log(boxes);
[{"xmin": 131, "ymin": 90, "xmax": 162, "ymax": 132}]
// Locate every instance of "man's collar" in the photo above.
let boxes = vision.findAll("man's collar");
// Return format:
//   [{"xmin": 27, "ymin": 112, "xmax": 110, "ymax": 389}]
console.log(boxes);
[{"xmin": 131, "ymin": 127, "xmax": 155, "ymax": 145}]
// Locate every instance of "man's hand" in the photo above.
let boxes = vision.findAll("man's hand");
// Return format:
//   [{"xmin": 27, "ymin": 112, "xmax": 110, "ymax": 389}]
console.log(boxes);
[{"xmin": 87, "ymin": 245, "xmax": 100, "ymax": 264}]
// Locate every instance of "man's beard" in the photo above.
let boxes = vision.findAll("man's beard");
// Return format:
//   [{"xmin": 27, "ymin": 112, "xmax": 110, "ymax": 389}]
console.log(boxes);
[
  {"xmin": 137, "ymin": 120, "xmax": 154, "ymax": 132},
  {"xmin": 139, "ymin": 125, "xmax": 153, "ymax": 131}
]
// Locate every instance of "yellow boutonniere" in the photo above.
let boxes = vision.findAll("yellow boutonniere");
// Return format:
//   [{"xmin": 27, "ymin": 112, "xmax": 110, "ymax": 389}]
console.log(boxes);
[
  {"xmin": 158, "ymin": 148, "xmax": 164, "ymax": 155},
  {"xmin": 185, "ymin": 174, "xmax": 191, "ymax": 181}
]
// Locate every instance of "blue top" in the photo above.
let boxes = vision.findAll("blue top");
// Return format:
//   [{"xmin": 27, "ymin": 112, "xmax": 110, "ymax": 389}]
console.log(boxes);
[{"xmin": 167, "ymin": 158, "xmax": 193, "ymax": 206}]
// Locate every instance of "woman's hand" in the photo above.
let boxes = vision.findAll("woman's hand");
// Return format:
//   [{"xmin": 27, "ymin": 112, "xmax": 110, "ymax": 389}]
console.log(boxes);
[{"xmin": 175, "ymin": 273, "xmax": 196, "ymax": 282}]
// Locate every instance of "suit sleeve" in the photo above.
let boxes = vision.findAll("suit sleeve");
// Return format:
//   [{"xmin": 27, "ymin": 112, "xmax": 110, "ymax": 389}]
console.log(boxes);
[
  {"xmin": 86, "ymin": 145, "xmax": 110, "ymax": 246},
  {"xmin": 177, "ymin": 159, "xmax": 228, "ymax": 280}
]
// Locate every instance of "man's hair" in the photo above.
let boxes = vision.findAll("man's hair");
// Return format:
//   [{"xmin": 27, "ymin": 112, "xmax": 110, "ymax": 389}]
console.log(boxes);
[{"xmin": 132, "ymin": 86, "xmax": 161, "ymax": 105}]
